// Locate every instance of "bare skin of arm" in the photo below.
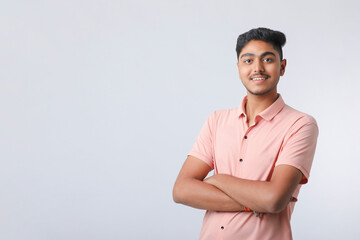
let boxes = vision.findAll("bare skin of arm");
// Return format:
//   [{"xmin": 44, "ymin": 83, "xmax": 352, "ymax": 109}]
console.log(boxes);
[
  {"xmin": 204, "ymin": 165, "xmax": 303, "ymax": 213},
  {"xmin": 173, "ymin": 155, "xmax": 245, "ymax": 212}
]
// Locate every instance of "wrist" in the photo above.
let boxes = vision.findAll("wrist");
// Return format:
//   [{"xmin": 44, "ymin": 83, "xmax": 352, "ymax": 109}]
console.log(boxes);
[{"xmin": 243, "ymin": 206, "xmax": 261, "ymax": 217}]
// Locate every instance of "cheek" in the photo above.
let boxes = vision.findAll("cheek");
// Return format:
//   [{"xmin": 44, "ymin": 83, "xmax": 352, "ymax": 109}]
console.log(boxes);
[
  {"xmin": 238, "ymin": 68, "xmax": 250, "ymax": 77},
  {"xmin": 267, "ymin": 65, "xmax": 281, "ymax": 75},
  {"xmin": 239, "ymin": 72, "xmax": 249, "ymax": 82}
]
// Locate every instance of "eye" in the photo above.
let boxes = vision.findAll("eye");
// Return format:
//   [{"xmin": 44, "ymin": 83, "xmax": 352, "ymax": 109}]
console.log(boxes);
[
  {"xmin": 244, "ymin": 59, "xmax": 252, "ymax": 64},
  {"xmin": 263, "ymin": 58, "xmax": 273, "ymax": 63}
]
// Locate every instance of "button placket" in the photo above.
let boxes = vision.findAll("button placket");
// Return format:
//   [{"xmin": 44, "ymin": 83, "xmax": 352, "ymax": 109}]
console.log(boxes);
[{"xmin": 239, "ymin": 128, "xmax": 252, "ymax": 174}]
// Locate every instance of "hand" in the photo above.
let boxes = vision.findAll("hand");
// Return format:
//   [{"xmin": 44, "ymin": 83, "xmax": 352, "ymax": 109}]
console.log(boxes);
[
  {"xmin": 204, "ymin": 174, "xmax": 238, "ymax": 190},
  {"xmin": 203, "ymin": 174, "xmax": 222, "ymax": 187}
]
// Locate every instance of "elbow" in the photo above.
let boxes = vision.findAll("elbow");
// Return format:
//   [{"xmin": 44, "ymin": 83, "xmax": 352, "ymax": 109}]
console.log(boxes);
[
  {"xmin": 172, "ymin": 182, "xmax": 185, "ymax": 204},
  {"xmin": 264, "ymin": 193, "xmax": 288, "ymax": 214},
  {"xmin": 267, "ymin": 202, "xmax": 285, "ymax": 214},
  {"xmin": 172, "ymin": 187, "xmax": 181, "ymax": 204},
  {"xmin": 173, "ymin": 179, "xmax": 194, "ymax": 205}
]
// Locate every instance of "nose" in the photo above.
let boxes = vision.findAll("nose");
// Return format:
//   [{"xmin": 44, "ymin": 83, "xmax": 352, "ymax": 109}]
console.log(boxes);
[{"xmin": 254, "ymin": 59, "xmax": 264, "ymax": 73}]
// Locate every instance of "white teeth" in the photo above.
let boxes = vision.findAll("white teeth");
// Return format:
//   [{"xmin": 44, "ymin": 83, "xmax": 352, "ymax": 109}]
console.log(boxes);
[{"xmin": 252, "ymin": 78, "xmax": 265, "ymax": 80}]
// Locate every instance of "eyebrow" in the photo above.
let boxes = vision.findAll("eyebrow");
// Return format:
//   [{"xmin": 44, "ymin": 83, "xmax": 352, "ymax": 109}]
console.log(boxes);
[{"xmin": 240, "ymin": 51, "xmax": 277, "ymax": 59}]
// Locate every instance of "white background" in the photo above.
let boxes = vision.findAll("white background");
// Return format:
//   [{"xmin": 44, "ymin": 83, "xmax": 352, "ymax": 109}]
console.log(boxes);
[{"xmin": 1, "ymin": 0, "xmax": 360, "ymax": 239}]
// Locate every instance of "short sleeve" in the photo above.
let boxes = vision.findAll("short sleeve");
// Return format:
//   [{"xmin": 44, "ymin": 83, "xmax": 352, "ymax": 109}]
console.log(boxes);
[
  {"xmin": 188, "ymin": 111, "xmax": 216, "ymax": 169},
  {"xmin": 275, "ymin": 115, "xmax": 319, "ymax": 184}
]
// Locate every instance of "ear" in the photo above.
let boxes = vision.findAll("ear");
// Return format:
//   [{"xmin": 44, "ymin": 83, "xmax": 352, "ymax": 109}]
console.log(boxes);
[
  {"xmin": 280, "ymin": 59, "xmax": 287, "ymax": 76},
  {"xmin": 236, "ymin": 61, "xmax": 240, "ymax": 69}
]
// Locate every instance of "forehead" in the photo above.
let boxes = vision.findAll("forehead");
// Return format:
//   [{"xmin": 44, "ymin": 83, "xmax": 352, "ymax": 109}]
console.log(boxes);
[{"xmin": 240, "ymin": 40, "xmax": 278, "ymax": 57}]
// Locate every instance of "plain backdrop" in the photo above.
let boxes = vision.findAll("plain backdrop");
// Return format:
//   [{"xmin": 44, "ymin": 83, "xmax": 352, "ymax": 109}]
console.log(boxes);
[{"xmin": 1, "ymin": 0, "xmax": 360, "ymax": 239}]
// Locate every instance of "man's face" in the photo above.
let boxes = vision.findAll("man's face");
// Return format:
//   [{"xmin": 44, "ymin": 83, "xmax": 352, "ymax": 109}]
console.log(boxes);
[{"xmin": 237, "ymin": 40, "xmax": 286, "ymax": 97}]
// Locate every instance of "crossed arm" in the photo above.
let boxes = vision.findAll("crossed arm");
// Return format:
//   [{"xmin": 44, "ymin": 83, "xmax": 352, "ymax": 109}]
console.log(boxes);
[{"xmin": 172, "ymin": 155, "xmax": 303, "ymax": 214}]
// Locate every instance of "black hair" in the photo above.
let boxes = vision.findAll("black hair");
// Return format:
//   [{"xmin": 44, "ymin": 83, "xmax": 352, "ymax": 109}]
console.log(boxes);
[{"xmin": 236, "ymin": 27, "xmax": 286, "ymax": 60}]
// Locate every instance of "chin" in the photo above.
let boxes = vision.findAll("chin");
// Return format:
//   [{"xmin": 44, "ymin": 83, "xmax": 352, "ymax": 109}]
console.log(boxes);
[{"xmin": 247, "ymin": 88, "xmax": 276, "ymax": 96}]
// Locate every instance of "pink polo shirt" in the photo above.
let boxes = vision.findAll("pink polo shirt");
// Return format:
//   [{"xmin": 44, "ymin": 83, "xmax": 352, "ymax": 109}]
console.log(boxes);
[{"xmin": 189, "ymin": 95, "xmax": 318, "ymax": 240}]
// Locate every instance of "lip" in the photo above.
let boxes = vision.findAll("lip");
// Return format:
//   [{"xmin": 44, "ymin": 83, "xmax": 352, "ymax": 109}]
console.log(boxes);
[
  {"xmin": 250, "ymin": 74, "xmax": 269, "ymax": 79},
  {"xmin": 250, "ymin": 75, "xmax": 269, "ymax": 83}
]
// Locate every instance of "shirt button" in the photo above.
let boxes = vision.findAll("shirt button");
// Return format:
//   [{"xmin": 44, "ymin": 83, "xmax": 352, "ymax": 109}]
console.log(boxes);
[
  {"xmin": 239, "ymin": 158, "xmax": 243, "ymax": 162},
  {"xmin": 244, "ymin": 136, "xmax": 248, "ymax": 139},
  {"xmin": 221, "ymin": 226, "xmax": 224, "ymax": 230}
]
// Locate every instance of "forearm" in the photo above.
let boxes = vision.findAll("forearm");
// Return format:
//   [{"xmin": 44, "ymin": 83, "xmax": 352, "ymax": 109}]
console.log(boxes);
[
  {"xmin": 205, "ymin": 170, "xmax": 301, "ymax": 213},
  {"xmin": 173, "ymin": 177, "xmax": 245, "ymax": 212},
  {"xmin": 206, "ymin": 175, "xmax": 276, "ymax": 212}
]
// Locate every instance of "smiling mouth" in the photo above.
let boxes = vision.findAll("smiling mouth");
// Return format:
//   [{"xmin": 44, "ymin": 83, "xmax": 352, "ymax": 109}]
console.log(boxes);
[
  {"xmin": 252, "ymin": 77, "xmax": 266, "ymax": 81},
  {"xmin": 250, "ymin": 74, "xmax": 270, "ymax": 81}
]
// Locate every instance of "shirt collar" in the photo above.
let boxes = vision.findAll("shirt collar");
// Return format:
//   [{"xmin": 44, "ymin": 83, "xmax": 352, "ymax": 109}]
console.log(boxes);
[{"xmin": 237, "ymin": 94, "xmax": 285, "ymax": 121}]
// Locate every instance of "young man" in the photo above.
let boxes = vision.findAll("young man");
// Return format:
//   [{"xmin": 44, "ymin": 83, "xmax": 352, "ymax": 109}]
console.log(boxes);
[{"xmin": 173, "ymin": 28, "xmax": 319, "ymax": 240}]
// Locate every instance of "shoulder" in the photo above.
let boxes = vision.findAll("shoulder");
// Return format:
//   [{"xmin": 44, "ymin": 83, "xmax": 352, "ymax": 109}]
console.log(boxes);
[
  {"xmin": 281, "ymin": 104, "xmax": 318, "ymax": 126},
  {"xmin": 279, "ymin": 105, "xmax": 319, "ymax": 137},
  {"xmin": 202, "ymin": 107, "xmax": 240, "ymax": 132},
  {"xmin": 209, "ymin": 106, "xmax": 239, "ymax": 124}
]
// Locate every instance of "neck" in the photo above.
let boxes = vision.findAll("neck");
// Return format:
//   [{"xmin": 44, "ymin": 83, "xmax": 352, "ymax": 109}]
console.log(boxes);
[{"xmin": 245, "ymin": 92, "xmax": 279, "ymax": 125}]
